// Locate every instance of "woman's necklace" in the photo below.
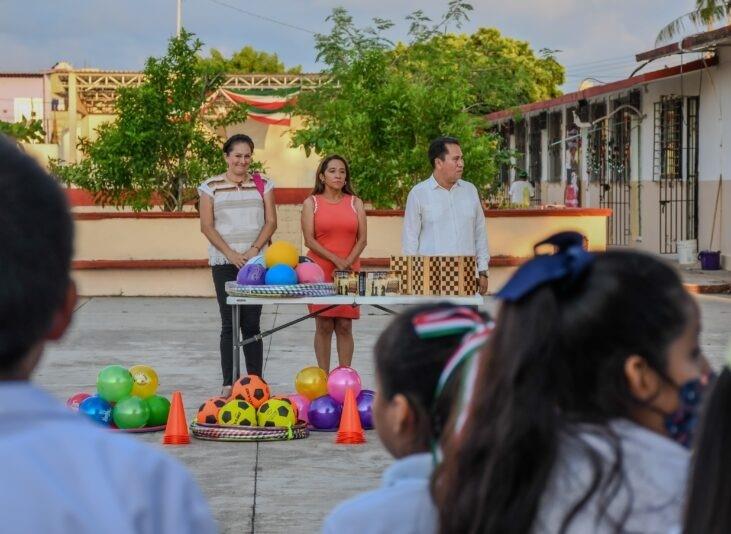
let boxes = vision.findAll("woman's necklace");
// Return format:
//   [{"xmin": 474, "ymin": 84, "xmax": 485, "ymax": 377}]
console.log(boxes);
[
  {"xmin": 322, "ymin": 190, "xmax": 344, "ymax": 204},
  {"xmin": 226, "ymin": 171, "xmax": 248, "ymax": 188}
]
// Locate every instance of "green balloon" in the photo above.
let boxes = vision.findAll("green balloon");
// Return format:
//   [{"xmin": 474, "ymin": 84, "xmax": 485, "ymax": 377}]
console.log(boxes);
[
  {"xmin": 97, "ymin": 365, "xmax": 134, "ymax": 403},
  {"xmin": 112, "ymin": 396, "xmax": 150, "ymax": 429},
  {"xmin": 145, "ymin": 395, "xmax": 171, "ymax": 426}
]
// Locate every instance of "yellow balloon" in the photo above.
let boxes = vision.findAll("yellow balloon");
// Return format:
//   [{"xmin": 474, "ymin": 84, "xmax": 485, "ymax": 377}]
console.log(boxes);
[
  {"xmin": 264, "ymin": 241, "xmax": 299, "ymax": 268},
  {"xmin": 295, "ymin": 366, "xmax": 328, "ymax": 400},
  {"xmin": 129, "ymin": 365, "xmax": 159, "ymax": 399}
]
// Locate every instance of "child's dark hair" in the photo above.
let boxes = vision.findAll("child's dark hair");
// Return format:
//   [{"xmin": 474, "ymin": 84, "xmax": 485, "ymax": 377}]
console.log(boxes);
[
  {"xmin": 0, "ymin": 136, "xmax": 73, "ymax": 374},
  {"xmin": 223, "ymin": 134, "xmax": 254, "ymax": 155},
  {"xmin": 434, "ymin": 249, "xmax": 694, "ymax": 534},
  {"xmin": 683, "ymin": 367, "xmax": 731, "ymax": 534},
  {"xmin": 375, "ymin": 303, "xmax": 488, "ymax": 450}
]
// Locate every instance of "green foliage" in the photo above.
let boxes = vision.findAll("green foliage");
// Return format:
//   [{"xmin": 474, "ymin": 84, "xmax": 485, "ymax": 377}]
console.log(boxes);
[
  {"xmin": 0, "ymin": 116, "xmax": 45, "ymax": 143},
  {"xmin": 199, "ymin": 45, "xmax": 302, "ymax": 73},
  {"xmin": 53, "ymin": 30, "xmax": 249, "ymax": 211},
  {"xmin": 657, "ymin": 1, "xmax": 730, "ymax": 44},
  {"xmin": 292, "ymin": 3, "xmax": 564, "ymax": 207}
]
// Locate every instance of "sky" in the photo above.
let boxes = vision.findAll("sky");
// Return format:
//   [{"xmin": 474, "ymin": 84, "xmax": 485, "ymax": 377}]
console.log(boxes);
[{"xmin": 0, "ymin": 0, "xmax": 704, "ymax": 92}]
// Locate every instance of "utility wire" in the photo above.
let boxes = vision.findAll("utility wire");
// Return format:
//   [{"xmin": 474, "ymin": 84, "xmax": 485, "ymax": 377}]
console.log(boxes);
[{"xmin": 203, "ymin": 0, "xmax": 316, "ymax": 35}]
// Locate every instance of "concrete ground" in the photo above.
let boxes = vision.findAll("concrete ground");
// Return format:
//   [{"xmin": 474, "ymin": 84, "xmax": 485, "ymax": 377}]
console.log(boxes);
[{"xmin": 40, "ymin": 293, "xmax": 730, "ymax": 533}]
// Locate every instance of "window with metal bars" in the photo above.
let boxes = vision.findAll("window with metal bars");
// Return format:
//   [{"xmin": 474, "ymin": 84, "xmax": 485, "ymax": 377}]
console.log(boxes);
[
  {"xmin": 498, "ymin": 123, "xmax": 510, "ymax": 186},
  {"xmin": 654, "ymin": 96, "xmax": 683, "ymax": 182},
  {"xmin": 514, "ymin": 119, "xmax": 526, "ymax": 176},
  {"xmin": 547, "ymin": 111, "xmax": 562, "ymax": 182},
  {"xmin": 587, "ymin": 102, "xmax": 607, "ymax": 183}
]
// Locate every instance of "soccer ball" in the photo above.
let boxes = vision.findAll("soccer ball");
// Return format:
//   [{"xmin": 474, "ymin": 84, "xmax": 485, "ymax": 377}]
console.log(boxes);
[
  {"xmin": 257, "ymin": 399, "xmax": 296, "ymax": 427},
  {"xmin": 197, "ymin": 396, "xmax": 227, "ymax": 425},
  {"xmin": 271, "ymin": 395, "xmax": 298, "ymax": 421},
  {"xmin": 231, "ymin": 375, "xmax": 270, "ymax": 409},
  {"xmin": 217, "ymin": 399, "xmax": 257, "ymax": 426}
]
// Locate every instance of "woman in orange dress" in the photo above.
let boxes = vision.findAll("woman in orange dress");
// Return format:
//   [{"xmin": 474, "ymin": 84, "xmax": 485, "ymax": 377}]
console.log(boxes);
[{"xmin": 301, "ymin": 155, "xmax": 367, "ymax": 372}]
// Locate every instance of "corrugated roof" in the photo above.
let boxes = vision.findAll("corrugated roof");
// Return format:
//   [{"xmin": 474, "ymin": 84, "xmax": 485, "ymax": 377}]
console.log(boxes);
[{"xmin": 485, "ymin": 56, "xmax": 716, "ymax": 122}]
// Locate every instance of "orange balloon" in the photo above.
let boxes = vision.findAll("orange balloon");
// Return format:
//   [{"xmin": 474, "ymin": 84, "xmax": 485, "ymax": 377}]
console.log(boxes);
[{"xmin": 295, "ymin": 367, "xmax": 328, "ymax": 400}]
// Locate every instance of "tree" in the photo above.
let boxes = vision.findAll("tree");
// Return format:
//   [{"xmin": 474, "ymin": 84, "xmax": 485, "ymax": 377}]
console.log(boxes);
[
  {"xmin": 657, "ymin": 1, "xmax": 731, "ymax": 44},
  {"xmin": 199, "ymin": 46, "xmax": 302, "ymax": 73},
  {"xmin": 54, "ymin": 30, "xmax": 249, "ymax": 211},
  {"xmin": 291, "ymin": 3, "xmax": 562, "ymax": 207},
  {"xmin": 0, "ymin": 116, "xmax": 45, "ymax": 143}
]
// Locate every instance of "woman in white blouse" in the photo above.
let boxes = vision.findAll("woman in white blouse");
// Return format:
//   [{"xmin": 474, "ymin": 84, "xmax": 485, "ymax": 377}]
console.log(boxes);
[{"xmin": 198, "ymin": 134, "xmax": 277, "ymax": 396}]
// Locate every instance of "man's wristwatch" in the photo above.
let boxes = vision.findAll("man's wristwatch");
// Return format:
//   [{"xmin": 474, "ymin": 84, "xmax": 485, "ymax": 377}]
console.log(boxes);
[{"xmin": 478, "ymin": 270, "xmax": 489, "ymax": 279}]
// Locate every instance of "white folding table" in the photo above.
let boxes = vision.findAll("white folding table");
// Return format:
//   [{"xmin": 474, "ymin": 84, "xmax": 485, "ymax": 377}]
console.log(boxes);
[{"xmin": 226, "ymin": 294, "xmax": 484, "ymax": 383}]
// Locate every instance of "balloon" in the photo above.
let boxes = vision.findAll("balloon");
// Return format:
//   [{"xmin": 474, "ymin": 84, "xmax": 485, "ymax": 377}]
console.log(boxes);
[
  {"xmin": 264, "ymin": 241, "xmax": 299, "ymax": 268},
  {"xmin": 79, "ymin": 395, "xmax": 113, "ymax": 426},
  {"xmin": 129, "ymin": 364, "xmax": 159, "ymax": 399},
  {"xmin": 327, "ymin": 366, "xmax": 362, "ymax": 404},
  {"xmin": 288, "ymin": 393, "xmax": 311, "ymax": 424},
  {"xmin": 66, "ymin": 392, "xmax": 91, "ymax": 411},
  {"xmin": 112, "ymin": 396, "xmax": 150, "ymax": 429},
  {"xmin": 265, "ymin": 264, "xmax": 297, "ymax": 285},
  {"xmin": 356, "ymin": 389, "xmax": 375, "ymax": 429},
  {"xmin": 246, "ymin": 254, "xmax": 266, "ymax": 266},
  {"xmin": 145, "ymin": 395, "xmax": 171, "ymax": 426},
  {"xmin": 96, "ymin": 365, "xmax": 134, "ymax": 403},
  {"xmin": 237, "ymin": 263, "xmax": 267, "ymax": 285},
  {"xmin": 295, "ymin": 367, "xmax": 328, "ymax": 400},
  {"xmin": 295, "ymin": 262, "xmax": 325, "ymax": 284},
  {"xmin": 308, "ymin": 395, "xmax": 342, "ymax": 430}
]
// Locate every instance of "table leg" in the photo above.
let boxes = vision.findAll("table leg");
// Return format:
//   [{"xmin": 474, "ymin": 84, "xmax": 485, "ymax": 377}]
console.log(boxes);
[
  {"xmin": 371, "ymin": 304, "xmax": 397, "ymax": 315},
  {"xmin": 232, "ymin": 304, "xmax": 241, "ymax": 385}
]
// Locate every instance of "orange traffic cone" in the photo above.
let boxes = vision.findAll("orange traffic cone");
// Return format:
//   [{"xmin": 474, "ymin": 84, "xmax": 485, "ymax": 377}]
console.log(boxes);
[
  {"xmin": 336, "ymin": 388, "xmax": 366, "ymax": 445},
  {"xmin": 163, "ymin": 390, "xmax": 190, "ymax": 445}
]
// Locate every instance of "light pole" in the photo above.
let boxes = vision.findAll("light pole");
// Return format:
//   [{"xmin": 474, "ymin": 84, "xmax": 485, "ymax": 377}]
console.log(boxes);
[{"xmin": 176, "ymin": 0, "xmax": 182, "ymax": 36}]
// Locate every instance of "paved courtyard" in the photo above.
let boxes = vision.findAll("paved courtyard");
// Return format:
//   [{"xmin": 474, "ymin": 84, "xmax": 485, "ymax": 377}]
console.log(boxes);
[{"xmin": 39, "ymin": 293, "xmax": 730, "ymax": 533}]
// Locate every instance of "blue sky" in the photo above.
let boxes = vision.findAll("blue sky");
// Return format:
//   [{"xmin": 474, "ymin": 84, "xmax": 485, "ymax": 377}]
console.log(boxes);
[{"xmin": 0, "ymin": 0, "xmax": 701, "ymax": 91}]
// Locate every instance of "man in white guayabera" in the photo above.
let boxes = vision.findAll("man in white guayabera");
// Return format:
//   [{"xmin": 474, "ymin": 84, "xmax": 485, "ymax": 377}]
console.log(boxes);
[{"xmin": 402, "ymin": 136, "xmax": 490, "ymax": 295}]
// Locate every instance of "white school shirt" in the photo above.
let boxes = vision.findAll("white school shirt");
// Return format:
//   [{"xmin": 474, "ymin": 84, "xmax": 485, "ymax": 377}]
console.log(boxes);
[
  {"xmin": 322, "ymin": 453, "xmax": 437, "ymax": 534},
  {"xmin": 534, "ymin": 418, "xmax": 689, "ymax": 534},
  {"xmin": 402, "ymin": 176, "xmax": 490, "ymax": 272},
  {"xmin": 0, "ymin": 382, "xmax": 217, "ymax": 534},
  {"xmin": 198, "ymin": 174, "xmax": 274, "ymax": 266},
  {"xmin": 509, "ymin": 180, "xmax": 534, "ymax": 206}
]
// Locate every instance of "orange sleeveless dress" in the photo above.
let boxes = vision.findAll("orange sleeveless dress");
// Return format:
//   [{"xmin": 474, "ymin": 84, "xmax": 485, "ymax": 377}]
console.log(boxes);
[{"xmin": 307, "ymin": 194, "xmax": 361, "ymax": 319}]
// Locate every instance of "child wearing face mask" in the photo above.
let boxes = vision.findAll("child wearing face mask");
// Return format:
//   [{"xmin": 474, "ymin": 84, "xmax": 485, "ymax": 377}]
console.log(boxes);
[
  {"xmin": 322, "ymin": 304, "xmax": 491, "ymax": 534},
  {"xmin": 433, "ymin": 232, "xmax": 710, "ymax": 534}
]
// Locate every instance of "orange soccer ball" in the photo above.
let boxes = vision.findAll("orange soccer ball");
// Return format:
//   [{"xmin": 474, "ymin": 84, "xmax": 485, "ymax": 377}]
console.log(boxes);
[
  {"xmin": 231, "ymin": 375, "xmax": 271, "ymax": 409},
  {"xmin": 197, "ymin": 396, "xmax": 228, "ymax": 425}
]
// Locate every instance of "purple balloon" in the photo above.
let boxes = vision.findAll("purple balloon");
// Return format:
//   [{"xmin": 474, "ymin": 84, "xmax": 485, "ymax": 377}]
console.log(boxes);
[
  {"xmin": 308, "ymin": 394, "xmax": 342, "ymax": 430},
  {"xmin": 356, "ymin": 389, "xmax": 375, "ymax": 429},
  {"xmin": 237, "ymin": 263, "xmax": 266, "ymax": 285}
]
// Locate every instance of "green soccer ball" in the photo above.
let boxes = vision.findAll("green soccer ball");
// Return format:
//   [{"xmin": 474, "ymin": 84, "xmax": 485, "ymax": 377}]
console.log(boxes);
[
  {"xmin": 217, "ymin": 399, "xmax": 257, "ymax": 426},
  {"xmin": 257, "ymin": 399, "xmax": 296, "ymax": 428}
]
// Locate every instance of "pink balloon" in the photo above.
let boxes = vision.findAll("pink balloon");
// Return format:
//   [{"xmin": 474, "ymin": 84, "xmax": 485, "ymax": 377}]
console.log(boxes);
[
  {"xmin": 295, "ymin": 262, "xmax": 325, "ymax": 284},
  {"xmin": 327, "ymin": 366, "xmax": 362, "ymax": 404},
  {"xmin": 288, "ymin": 393, "xmax": 312, "ymax": 424}
]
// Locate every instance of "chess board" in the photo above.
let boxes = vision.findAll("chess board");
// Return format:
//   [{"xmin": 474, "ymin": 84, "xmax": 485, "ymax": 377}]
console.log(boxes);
[{"xmin": 389, "ymin": 255, "xmax": 478, "ymax": 296}]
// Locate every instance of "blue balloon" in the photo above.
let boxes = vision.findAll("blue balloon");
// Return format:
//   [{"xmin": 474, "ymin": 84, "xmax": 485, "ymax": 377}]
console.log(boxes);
[
  {"xmin": 79, "ymin": 395, "xmax": 113, "ymax": 426},
  {"xmin": 265, "ymin": 264, "xmax": 298, "ymax": 285}
]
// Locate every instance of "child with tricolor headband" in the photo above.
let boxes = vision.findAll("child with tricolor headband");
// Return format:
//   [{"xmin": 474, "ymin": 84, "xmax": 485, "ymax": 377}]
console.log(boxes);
[
  {"xmin": 434, "ymin": 231, "xmax": 711, "ymax": 534},
  {"xmin": 323, "ymin": 303, "xmax": 491, "ymax": 534}
]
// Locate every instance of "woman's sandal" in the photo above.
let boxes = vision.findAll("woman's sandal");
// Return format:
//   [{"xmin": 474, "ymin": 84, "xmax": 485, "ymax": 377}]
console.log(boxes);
[{"xmin": 220, "ymin": 385, "xmax": 232, "ymax": 398}]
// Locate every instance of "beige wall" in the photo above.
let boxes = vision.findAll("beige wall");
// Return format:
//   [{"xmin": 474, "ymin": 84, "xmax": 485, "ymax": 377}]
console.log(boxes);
[
  {"xmin": 226, "ymin": 116, "xmax": 319, "ymax": 189},
  {"xmin": 20, "ymin": 143, "xmax": 58, "ymax": 167},
  {"xmin": 72, "ymin": 211, "xmax": 608, "ymax": 296}
]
